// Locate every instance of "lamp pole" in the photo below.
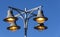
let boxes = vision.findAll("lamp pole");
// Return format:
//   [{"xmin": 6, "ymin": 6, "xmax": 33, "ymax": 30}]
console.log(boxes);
[{"xmin": 4, "ymin": 5, "xmax": 48, "ymax": 37}]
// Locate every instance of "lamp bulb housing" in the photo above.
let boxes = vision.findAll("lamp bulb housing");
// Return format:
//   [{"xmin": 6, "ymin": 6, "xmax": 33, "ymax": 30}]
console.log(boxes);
[
  {"xmin": 33, "ymin": 17, "xmax": 48, "ymax": 23},
  {"xmin": 7, "ymin": 25, "xmax": 20, "ymax": 32},
  {"xmin": 34, "ymin": 23, "xmax": 48, "ymax": 31}
]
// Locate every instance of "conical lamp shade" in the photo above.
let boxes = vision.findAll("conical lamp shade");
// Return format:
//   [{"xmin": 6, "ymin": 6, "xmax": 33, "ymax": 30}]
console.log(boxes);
[
  {"xmin": 34, "ymin": 23, "xmax": 47, "ymax": 31},
  {"xmin": 7, "ymin": 22, "xmax": 20, "ymax": 32},
  {"xmin": 7, "ymin": 9, "xmax": 14, "ymax": 17},
  {"xmin": 33, "ymin": 10, "xmax": 48, "ymax": 23},
  {"xmin": 4, "ymin": 9, "xmax": 18, "ymax": 23},
  {"xmin": 37, "ymin": 10, "xmax": 44, "ymax": 17}
]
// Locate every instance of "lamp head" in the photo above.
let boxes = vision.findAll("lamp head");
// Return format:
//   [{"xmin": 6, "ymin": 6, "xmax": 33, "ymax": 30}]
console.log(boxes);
[
  {"xmin": 7, "ymin": 25, "xmax": 20, "ymax": 32},
  {"xmin": 7, "ymin": 22, "xmax": 20, "ymax": 32},
  {"xmin": 34, "ymin": 23, "xmax": 47, "ymax": 31},
  {"xmin": 33, "ymin": 9, "xmax": 48, "ymax": 23},
  {"xmin": 4, "ymin": 17, "xmax": 18, "ymax": 23},
  {"xmin": 33, "ymin": 17, "xmax": 48, "ymax": 23},
  {"xmin": 3, "ymin": 9, "xmax": 18, "ymax": 23}
]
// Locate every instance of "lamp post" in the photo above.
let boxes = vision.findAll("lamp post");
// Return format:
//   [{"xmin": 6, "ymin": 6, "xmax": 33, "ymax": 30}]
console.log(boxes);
[{"xmin": 3, "ymin": 6, "xmax": 48, "ymax": 37}]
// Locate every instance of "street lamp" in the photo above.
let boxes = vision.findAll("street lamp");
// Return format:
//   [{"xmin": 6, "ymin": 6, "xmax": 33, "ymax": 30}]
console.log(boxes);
[{"xmin": 3, "ymin": 6, "xmax": 48, "ymax": 37}]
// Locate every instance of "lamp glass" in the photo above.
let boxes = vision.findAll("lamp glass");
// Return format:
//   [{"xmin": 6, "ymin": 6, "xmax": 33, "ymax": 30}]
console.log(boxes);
[
  {"xmin": 7, "ymin": 25, "xmax": 20, "ymax": 32},
  {"xmin": 7, "ymin": 18, "xmax": 15, "ymax": 22},
  {"xmin": 34, "ymin": 24, "xmax": 47, "ymax": 31},
  {"xmin": 36, "ymin": 26, "xmax": 45, "ymax": 30},
  {"xmin": 36, "ymin": 17, "xmax": 45, "ymax": 23},
  {"xmin": 4, "ymin": 17, "xmax": 18, "ymax": 23}
]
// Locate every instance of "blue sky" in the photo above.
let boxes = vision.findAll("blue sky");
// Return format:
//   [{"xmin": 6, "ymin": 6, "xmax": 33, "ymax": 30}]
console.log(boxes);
[{"xmin": 0, "ymin": 0, "xmax": 60, "ymax": 37}]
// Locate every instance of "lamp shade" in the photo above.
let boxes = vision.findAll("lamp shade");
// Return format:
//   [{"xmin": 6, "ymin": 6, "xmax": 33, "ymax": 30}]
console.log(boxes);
[
  {"xmin": 7, "ymin": 22, "xmax": 20, "ymax": 32},
  {"xmin": 34, "ymin": 23, "xmax": 47, "ymax": 31},
  {"xmin": 33, "ymin": 10, "xmax": 48, "ymax": 23},
  {"xmin": 4, "ymin": 9, "xmax": 18, "ymax": 23}
]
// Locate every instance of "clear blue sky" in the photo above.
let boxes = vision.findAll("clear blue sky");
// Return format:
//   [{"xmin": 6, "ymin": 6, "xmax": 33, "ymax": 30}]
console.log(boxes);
[{"xmin": 0, "ymin": 0, "xmax": 60, "ymax": 37}]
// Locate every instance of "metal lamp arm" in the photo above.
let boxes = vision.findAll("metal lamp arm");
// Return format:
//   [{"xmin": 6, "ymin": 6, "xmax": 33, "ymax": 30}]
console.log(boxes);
[
  {"xmin": 25, "ymin": 6, "xmax": 42, "ymax": 19},
  {"xmin": 8, "ymin": 6, "xmax": 26, "ymax": 14},
  {"xmin": 27, "ymin": 13, "xmax": 37, "ymax": 20},
  {"xmin": 14, "ymin": 10, "xmax": 24, "ymax": 20},
  {"xmin": 26, "ymin": 6, "xmax": 42, "ymax": 12},
  {"xmin": 8, "ymin": 6, "xmax": 25, "ymax": 19},
  {"xmin": 27, "ymin": 11, "xmax": 33, "ymax": 18}
]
